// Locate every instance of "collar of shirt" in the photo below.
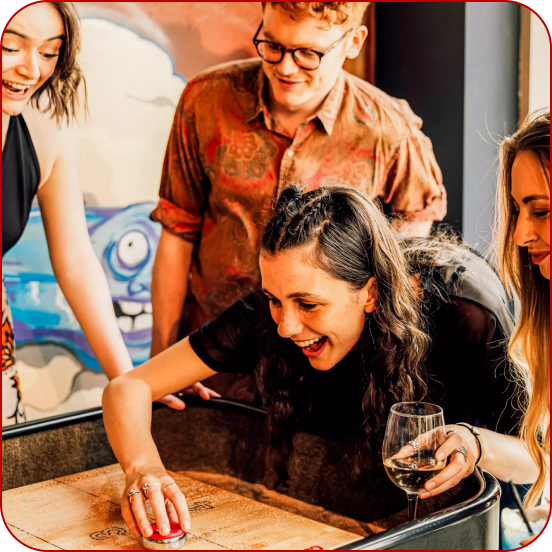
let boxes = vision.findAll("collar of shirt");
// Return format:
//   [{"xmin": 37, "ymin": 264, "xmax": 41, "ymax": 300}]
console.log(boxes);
[{"xmin": 245, "ymin": 64, "xmax": 345, "ymax": 137}]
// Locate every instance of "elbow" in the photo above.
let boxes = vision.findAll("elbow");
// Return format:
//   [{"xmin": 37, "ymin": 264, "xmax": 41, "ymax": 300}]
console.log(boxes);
[
  {"xmin": 102, "ymin": 373, "xmax": 153, "ymax": 408},
  {"xmin": 102, "ymin": 376, "xmax": 124, "ymax": 407}
]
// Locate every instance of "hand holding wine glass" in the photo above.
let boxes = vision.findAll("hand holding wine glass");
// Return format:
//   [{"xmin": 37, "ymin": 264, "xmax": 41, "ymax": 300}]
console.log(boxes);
[{"xmin": 383, "ymin": 402, "xmax": 447, "ymax": 521}]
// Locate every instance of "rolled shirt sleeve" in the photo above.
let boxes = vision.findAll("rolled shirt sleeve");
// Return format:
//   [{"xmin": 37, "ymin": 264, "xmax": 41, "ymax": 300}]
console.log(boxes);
[
  {"xmin": 380, "ymin": 99, "xmax": 446, "ymax": 221},
  {"xmin": 150, "ymin": 84, "xmax": 206, "ymax": 243}
]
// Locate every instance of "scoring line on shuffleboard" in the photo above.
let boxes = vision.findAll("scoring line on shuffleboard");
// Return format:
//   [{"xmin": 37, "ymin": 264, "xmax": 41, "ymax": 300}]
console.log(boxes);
[{"xmin": 8, "ymin": 523, "xmax": 65, "ymax": 550}]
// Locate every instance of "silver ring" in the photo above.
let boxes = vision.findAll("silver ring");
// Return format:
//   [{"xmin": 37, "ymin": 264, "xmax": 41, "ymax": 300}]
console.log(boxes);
[
  {"xmin": 142, "ymin": 482, "xmax": 160, "ymax": 498},
  {"xmin": 128, "ymin": 488, "xmax": 142, "ymax": 502},
  {"xmin": 407, "ymin": 440, "xmax": 420, "ymax": 455},
  {"xmin": 164, "ymin": 482, "xmax": 177, "ymax": 495},
  {"xmin": 454, "ymin": 444, "xmax": 469, "ymax": 463}
]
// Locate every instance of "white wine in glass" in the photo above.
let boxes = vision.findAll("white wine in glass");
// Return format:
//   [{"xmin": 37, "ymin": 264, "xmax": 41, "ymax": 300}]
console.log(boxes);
[{"xmin": 383, "ymin": 402, "xmax": 447, "ymax": 521}]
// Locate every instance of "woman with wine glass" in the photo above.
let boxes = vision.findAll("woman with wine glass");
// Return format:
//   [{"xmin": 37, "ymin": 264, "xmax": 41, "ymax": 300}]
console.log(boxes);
[
  {"xmin": 102, "ymin": 185, "xmax": 536, "ymax": 538},
  {"xmin": 417, "ymin": 112, "xmax": 549, "ymax": 510}
]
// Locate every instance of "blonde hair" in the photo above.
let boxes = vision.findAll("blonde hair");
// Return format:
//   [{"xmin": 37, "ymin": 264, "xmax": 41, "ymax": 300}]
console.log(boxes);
[
  {"xmin": 262, "ymin": 2, "xmax": 370, "ymax": 28},
  {"xmin": 495, "ymin": 110, "xmax": 550, "ymax": 507}
]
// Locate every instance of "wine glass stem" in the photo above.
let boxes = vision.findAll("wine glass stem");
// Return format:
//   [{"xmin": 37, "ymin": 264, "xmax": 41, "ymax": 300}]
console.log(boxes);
[{"xmin": 406, "ymin": 492, "xmax": 418, "ymax": 521}]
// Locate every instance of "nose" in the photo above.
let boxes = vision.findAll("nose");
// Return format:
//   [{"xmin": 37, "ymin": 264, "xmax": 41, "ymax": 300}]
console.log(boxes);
[
  {"xmin": 127, "ymin": 280, "xmax": 150, "ymax": 296},
  {"xmin": 18, "ymin": 50, "xmax": 41, "ymax": 82},
  {"xmin": 513, "ymin": 211, "xmax": 538, "ymax": 248},
  {"xmin": 277, "ymin": 307, "xmax": 303, "ymax": 338},
  {"xmin": 277, "ymin": 51, "xmax": 300, "ymax": 76}
]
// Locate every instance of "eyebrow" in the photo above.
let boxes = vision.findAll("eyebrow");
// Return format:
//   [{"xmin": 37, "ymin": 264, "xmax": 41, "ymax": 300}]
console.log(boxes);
[
  {"xmin": 262, "ymin": 30, "xmax": 319, "ymax": 50},
  {"xmin": 4, "ymin": 29, "xmax": 65, "ymax": 42},
  {"xmin": 522, "ymin": 194, "xmax": 550, "ymax": 204},
  {"xmin": 262, "ymin": 288, "xmax": 323, "ymax": 300}
]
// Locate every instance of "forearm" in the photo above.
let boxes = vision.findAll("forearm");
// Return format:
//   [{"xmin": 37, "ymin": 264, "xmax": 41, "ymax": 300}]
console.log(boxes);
[
  {"xmin": 449, "ymin": 425, "xmax": 539, "ymax": 484},
  {"xmin": 103, "ymin": 339, "xmax": 215, "ymax": 473},
  {"xmin": 54, "ymin": 254, "xmax": 133, "ymax": 379},
  {"xmin": 103, "ymin": 377, "xmax": 163, "ymax": 474},
  {"xmin": 478, "ymin": 429, "xmax": 540, "ymax": 483},
  {"xmin": 150, "ymin": 231, "xmax": 194, "ymax": 357}
]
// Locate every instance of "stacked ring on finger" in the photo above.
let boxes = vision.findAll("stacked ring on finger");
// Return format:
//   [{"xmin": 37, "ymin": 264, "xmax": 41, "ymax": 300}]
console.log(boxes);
[
  {"xmin": 164, "ymin": 482, "xmax": 177, "ymax": 495},
  {"xmin": 407, "ymin": 439, "xmax": 420, "ymax": 455},
  {"xmin": 446, "ymin": 429, "xmax": 461, "ymax": 438},
  {"xmin": 128, "ymin": 488, "xmax": 142, "ymax": 502},
  {"xmin": 142, "ymin": 482, "xmax": 160, "ymax": 499},
  {"xmin": 454, "ymin": 444, "xmax": 469, "ymax": 463}
]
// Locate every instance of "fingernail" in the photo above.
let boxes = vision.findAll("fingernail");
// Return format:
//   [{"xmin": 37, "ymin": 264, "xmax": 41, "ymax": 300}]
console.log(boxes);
[
  {"xmin": 426, "ymin": 482, "xmax": 436, "ymax": 490},
  {"xmin": 161, "ymin": 524, "xmax": 170, "ymax": 535},
  {"xmin": 142, "ymin": 525, "xmax": 152, "ymax": 537},
  {"xmin": 420, "ymin": 492, "xmax": 430, "ymax": 499},
  {"xmin": 436, "ymin": 452, "xmax": 445, "ymax": 461},
  {"xmin": 184, "ymin": 520, "xmax": 191, "ymax": 532}
]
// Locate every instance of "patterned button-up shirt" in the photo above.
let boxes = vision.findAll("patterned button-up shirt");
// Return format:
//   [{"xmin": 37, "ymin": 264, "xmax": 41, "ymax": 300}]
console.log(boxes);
[{"xmin": 151, "ymin": 59, "xmax": 446, "ymax": 333}]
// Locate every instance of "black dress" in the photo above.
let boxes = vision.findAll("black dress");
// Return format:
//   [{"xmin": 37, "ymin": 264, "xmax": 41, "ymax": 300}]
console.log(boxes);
[
  {"xmin": 2, "ymin": 114, "xmax": 41, "ymax": 257},
  {"xmin": 2, "ymin": 114, "xmax": 40, "ymax": 427}
]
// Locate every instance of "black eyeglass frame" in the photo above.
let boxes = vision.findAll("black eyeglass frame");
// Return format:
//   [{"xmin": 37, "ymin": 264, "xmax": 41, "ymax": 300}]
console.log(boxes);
[{"xmin": 252, "ymin": 22, "xmax": 357, "ymax": 71}]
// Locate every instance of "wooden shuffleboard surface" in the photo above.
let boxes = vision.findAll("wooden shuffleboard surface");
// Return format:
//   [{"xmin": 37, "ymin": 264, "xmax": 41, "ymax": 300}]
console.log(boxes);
[{"xmin": 3, "ymin": 464, "xmax": 363, "ymax": 550}]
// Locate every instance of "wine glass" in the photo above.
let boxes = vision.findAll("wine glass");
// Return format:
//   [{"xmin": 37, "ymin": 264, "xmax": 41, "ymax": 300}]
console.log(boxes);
[{"xmin": 383, "ymin": 402, "xmax": 447, "ymax": 521}]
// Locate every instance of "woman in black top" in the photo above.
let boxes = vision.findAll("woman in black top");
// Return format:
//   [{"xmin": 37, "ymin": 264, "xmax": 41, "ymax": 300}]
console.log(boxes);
[
  {"xmin": 1, "ymin": 3, "xmax": 164, "ymax": 426},
  {"xmin": 103, "ymin": 186, "xmax": 536, "ymax": 539}
]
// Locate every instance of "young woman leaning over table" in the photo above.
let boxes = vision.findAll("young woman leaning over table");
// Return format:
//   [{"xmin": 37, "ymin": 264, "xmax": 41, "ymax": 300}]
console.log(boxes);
[{"xmin": 102, "ymin": 184, "xmax": 537, "ymax": 538}]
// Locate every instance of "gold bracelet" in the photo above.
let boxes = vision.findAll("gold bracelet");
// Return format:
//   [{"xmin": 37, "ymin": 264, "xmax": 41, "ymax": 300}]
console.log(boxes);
[{"xmin": 456, "ymin": 422, "xmax": 484, "ymax": 465}]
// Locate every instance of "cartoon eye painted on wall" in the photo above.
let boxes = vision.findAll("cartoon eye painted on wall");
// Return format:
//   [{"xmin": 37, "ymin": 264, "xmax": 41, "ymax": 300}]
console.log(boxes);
[{"xmin": 117, "ymin": 231, "xmax": 149, "ymax": 268}]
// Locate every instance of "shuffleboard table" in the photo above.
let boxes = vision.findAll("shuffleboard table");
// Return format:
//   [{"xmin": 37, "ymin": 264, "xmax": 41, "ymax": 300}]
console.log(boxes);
[{"xmin": 3, "ymin": 398, "xmax": 501, "ymax": 550}]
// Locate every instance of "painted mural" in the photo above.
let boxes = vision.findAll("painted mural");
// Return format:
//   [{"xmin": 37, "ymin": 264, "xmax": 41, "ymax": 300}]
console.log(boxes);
[{"xmin": 2, "ymin": 2, "xmax": 262, "ymax": 422}]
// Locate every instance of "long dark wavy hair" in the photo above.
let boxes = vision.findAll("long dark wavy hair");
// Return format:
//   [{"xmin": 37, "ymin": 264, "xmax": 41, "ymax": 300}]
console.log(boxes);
[{"xmin": 256, "ymin": 185, "xmax": 430, "ymax": 482}]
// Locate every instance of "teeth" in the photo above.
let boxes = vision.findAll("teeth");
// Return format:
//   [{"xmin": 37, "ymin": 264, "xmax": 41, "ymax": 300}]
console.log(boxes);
[
  {"xmin": 134, "ymin": 313, "xmax": 153, "ymax": 331},
  {"xmin": 119, "ymin": 300, "xmax": 145, "ymax": 316},
  {"xmin": 3, "ymin": 80, "xmax": 31, "ymax": 91},
  {"xmin": 294, "ymin": 337, "xmax": 322, "ymax": 348},
  {"xmin": 144, "ymin": 302, "xmax": 152, "ymax": 314},
  {"xmin": 118, "ymin": 316, "xmax": 133, "ymax": 333}
]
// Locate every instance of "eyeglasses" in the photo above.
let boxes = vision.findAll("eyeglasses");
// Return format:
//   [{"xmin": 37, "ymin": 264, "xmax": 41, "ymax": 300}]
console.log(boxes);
[{"xmin": 252, "ymin": 22, "xmax": 357, "ymax": 71}]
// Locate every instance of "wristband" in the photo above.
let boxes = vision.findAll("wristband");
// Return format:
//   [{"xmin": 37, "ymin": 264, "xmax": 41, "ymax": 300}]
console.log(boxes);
[{"xmin": 456, "ymin": 422, "xmax": 484, "ymax": 465}]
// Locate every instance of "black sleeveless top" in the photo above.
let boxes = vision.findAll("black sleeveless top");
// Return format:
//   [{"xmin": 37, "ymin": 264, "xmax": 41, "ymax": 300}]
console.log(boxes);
[{"xmin": 2, "ymin": 114, "xmax": 41, "ymax": 257}]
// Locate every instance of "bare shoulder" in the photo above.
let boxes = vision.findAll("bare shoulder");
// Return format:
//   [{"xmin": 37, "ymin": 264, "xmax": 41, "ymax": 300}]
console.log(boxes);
[{"xmin": 22, "ymin": 104, "xmax": 77, "ymax": 187}]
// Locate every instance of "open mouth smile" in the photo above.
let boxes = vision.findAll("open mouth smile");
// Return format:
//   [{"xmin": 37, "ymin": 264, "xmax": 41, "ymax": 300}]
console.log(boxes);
[
  {"xmin": 2, "ymin": 80, "xmax": 33, "ymax": 98},
  {"xmin": 293, "ymin": 336, "xmax": 328, "ymax": 357}
]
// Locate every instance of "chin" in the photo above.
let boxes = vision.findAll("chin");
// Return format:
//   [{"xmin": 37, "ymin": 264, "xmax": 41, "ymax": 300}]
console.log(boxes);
[
  {"xmin": 2, "ymin": 98, "xmax": 29, "ymax": 117},
  {"xmin": 539, "ymin": 264, "xmax": 550, "ymax": 280},
  {"xmin": 309, "ymin": 358, "xmax": 334, "ymax": 371}
]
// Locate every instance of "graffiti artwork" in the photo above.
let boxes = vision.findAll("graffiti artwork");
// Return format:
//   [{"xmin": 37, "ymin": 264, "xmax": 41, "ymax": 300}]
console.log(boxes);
[
  {"xmin": 1, "ymin": 2, "xmax": 261, "ymax": 421},
  {"xmin": 3, "ymin": 204, "xmax": 161, "ymax": 371}
]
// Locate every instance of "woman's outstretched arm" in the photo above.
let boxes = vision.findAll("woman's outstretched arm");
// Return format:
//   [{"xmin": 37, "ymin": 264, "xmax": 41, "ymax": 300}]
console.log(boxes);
[{"xmin": 102, "ymin": 337, "xmax": 216, "ymax": 538}]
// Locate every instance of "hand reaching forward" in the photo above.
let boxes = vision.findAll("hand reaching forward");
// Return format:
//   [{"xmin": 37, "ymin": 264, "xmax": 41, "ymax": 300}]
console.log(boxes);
[{"xmin": 122, "ymin": 465, "xmax": 191, "ymax": 538}]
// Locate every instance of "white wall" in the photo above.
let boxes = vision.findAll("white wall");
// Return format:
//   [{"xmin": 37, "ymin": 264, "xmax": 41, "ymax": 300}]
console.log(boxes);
[{"xmin": 529, "ymin": 11, "xmax": 551, "ymax": 113}]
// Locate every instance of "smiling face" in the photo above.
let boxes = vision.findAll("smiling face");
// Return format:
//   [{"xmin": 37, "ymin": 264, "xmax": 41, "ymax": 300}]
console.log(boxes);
[
  {"xmin": 2, "ymin": 3, "xmax": 64, "ymax": 116},
  {"xmin": 511, "ymin": 150, "xmax": 550, "ymax": 280},
  {"xmin": 260, "ymin": 5, "xmax": 366, "ymax": 116},
  {"xmin": 260, "ymin": 246, "xmax": 377, "ymax": 371}
]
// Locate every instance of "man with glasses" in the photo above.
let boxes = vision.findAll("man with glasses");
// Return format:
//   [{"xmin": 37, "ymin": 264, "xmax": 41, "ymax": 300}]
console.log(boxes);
[{"xmin": 150, "ymin": 2, "xmax": 446, "ymax": 400}]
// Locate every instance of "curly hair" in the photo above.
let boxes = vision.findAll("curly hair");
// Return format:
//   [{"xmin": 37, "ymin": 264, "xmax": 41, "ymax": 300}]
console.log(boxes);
[
  {"xmin": 262, "ymin": 2, "xmax": 370, "ymax": 28},
  {"xmin": 30, "ymin": 2, "xmax": 87, "ymax": 124},
  {"xmin": 494, "ymin": 110, "xmax": 550, "ymax": 507},
  {"xmin": 256, "ymin": 185, "xmax": 430, "ymax": 483}
]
